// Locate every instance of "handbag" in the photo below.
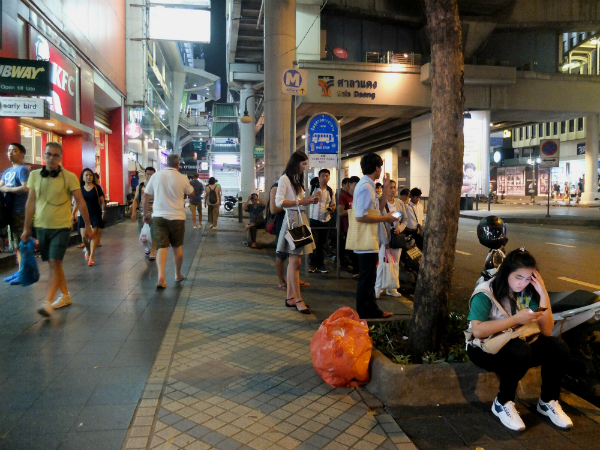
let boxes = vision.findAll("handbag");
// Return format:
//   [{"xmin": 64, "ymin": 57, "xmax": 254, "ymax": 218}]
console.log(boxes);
[
  {"xmin": 284, "ymin": 207, "xmax": 313, "ymax": 250},
  {"xmin": 465, "ymin": 288, "xmax": 540, "ymax": 355},
  {"xmin": 346, "ymin": 208, "xmax": 380, "ymax": 251},
  {"xmin": 384, "ymin": 204, "xmax": 407, "ymax": 249},
  {"xmin": 375, "ymin": 248, "xmax": 400, "ymax": 292}
]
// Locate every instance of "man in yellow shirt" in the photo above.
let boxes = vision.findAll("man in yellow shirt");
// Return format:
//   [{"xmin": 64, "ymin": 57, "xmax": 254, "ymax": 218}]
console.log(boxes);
[{"xmin": 21, "ymin": 142, "xmax": 93, "ymax": 317}]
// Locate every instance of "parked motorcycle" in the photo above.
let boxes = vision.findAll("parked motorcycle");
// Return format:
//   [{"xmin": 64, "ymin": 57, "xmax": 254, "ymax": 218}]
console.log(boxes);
[
  {"xmin": 476, "ymin": 215, "xmax": 600, "ymax": 404},
  {"xmin": 223, "ymin": 195, "xmax": 240, "ymax": 211}
]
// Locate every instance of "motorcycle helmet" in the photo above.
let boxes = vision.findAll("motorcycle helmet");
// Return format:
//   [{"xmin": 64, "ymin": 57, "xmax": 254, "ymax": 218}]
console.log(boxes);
[{"xmin": 477, "ymin": 216, "xmax": 508, "ymax": 250}]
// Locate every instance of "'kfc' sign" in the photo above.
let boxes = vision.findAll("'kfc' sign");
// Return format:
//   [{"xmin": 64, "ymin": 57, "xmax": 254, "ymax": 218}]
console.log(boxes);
[{"xmin": 30, "ymin": 28, "xmax": 78, "ymax": 121}]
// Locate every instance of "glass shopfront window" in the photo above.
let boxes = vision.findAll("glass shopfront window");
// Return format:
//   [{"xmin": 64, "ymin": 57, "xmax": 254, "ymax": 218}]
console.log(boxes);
[{"xmin": 20, "ymin": 125, "xmax": 52, "ymax": 166}]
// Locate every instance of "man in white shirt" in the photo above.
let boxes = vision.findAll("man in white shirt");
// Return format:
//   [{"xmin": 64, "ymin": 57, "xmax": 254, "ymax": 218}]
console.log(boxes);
[
  {"xmin": 405, "ymin": 187, "xmax": 424, "ymax": 250},
  {"xmin": 353, "ymin": 153, "xmax": 397, "ymax": 319},
  {"xmin": 309, "ymin": 169, "xmax": 336, "ymax": 273},
  {"xmin": 143, "ymin": 154, "xmax": 194, "ymax": 288}
]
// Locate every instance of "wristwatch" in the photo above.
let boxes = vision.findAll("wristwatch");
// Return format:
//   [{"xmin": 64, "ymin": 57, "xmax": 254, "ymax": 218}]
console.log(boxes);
[{"xmin": 86, "ymin": 226, "xmax": 93, "ymax": 230}]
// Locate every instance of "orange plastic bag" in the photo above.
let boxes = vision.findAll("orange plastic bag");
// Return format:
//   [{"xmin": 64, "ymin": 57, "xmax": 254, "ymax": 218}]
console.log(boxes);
[{"xmin": 310, "ymin": 306, "xmax": 373, "ymax": 388}]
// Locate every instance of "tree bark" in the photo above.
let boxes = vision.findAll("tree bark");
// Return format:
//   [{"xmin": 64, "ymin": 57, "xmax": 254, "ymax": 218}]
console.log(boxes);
[{"xmin": 408, "ymin": 0, "xmax": 464, "ymax": 359}]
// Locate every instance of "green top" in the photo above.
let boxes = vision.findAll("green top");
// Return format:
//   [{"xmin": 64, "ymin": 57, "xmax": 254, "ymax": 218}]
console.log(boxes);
[
  {"xmin": 468, "ymin": 291, "xmax": 539, "ymax": 322},
  {"xmin": 29, "ymin": 168, "xmax": 80, "ymax": 229}
]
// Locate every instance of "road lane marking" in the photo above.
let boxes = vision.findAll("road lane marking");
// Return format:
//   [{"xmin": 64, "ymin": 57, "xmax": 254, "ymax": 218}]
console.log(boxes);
[
  {"xmin": 557, "ymin": 277, "xmax": 600, "ymax": 290},
  {"xmin": 455, "ymin": 250, "xmax": 472, "ymax": 255},
  {"xmin": 545, "ymin": 242, "xmax": 576, "ymax": 248}
]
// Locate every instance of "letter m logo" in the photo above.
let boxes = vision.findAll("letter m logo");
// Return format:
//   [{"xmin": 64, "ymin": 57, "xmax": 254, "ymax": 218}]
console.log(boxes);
[{"xmin": 284, "ymin": 70, "xmax": 301, "ymax": 87}]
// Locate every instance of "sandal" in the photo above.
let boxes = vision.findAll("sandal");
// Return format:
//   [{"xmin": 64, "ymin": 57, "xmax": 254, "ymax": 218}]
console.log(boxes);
[
  {"xmin": 285, "ymin": 298, "xmax": 295, "ymax": 308},
  {"xmin": 299, "ymin": 280, "xmax": 310, "ymax": 288},
  {"xmin": 149, "ymin": 255, "xmax": 156, "ymax": 261},
  {"xmin": 295, "ymin": 300, "xmax": 311, "ymax": 315},
  {"xmin": 77, "ymin": 243, "xmax": 85, "ymax": 248},
  {"xmin": 278, "ymin": 283, "xmax": 287, "ymax": 290}
]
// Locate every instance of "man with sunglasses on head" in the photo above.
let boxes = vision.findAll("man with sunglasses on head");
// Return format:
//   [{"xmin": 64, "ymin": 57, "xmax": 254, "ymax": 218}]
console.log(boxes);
[
  {"xmin": 1, "ymin": 143, "xmax": 30, "ymax": 284},
  {"xmin": 21, "ymin": 142, "xmax": 93, "ymax": 317}
]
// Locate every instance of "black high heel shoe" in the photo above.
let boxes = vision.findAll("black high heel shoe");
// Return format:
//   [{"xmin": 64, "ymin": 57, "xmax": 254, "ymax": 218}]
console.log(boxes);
[
  {"xmin": 295, "ymin": 300, "xmax": 311, "ymax": 315},
  {"xmin": 285, "ymin": 298, "xmax": 295, "ymax": 307}
]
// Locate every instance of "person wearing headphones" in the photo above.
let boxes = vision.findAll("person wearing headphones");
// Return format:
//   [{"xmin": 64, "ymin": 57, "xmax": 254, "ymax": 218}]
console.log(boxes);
[{"xmin": 21, "ymin": 142, "xmax": 93, "ymax": 317}]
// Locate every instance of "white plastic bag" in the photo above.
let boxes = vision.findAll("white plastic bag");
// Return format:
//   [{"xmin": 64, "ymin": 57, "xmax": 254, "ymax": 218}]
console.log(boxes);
[
  {"xmin": 139, "ymin": 223, "xmax": 152, "ymax": 248},
  {"xmin": 375, "ymin": 247, "xmax": 400, "ymax": 292}
]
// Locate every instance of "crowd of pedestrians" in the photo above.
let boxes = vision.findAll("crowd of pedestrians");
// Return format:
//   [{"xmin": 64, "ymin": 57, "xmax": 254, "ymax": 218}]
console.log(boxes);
[
  {"xmin": 1, "ymin": 142, "xmax": 423, "ymax": 322},
  {"xmin": 267, "ymin": 151, "xmax": 424, "ymax": 319}
]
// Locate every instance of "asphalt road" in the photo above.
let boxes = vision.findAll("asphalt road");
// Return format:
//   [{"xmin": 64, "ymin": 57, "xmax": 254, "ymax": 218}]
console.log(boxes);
[{"xmin": 449, "ymin": 218, "xmax": 600, "ymax": 312}]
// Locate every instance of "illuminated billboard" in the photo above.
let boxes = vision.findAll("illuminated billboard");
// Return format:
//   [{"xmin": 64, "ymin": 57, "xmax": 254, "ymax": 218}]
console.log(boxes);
[{"xmin": 148, "ymin": 7, "xmax": 211, "ymax": 43}]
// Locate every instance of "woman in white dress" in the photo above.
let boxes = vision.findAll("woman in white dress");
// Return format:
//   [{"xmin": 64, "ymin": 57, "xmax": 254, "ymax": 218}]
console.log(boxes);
[{"xmin": 275, "ymin": 151, "xmax": 320, "ymax": 314}]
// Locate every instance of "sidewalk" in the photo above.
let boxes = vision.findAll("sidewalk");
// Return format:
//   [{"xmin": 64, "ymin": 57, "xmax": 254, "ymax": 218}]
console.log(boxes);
[
  {"xmin": 121, "ymin": 217, "xmax": 416, "ymax": 450},
  {"xmin": 0, "ymin": 217, "xmax": 204, "ymax": 450},
  {"xmin": 459, "ymin": 203, "xmax": 600, "ymax": 226}
]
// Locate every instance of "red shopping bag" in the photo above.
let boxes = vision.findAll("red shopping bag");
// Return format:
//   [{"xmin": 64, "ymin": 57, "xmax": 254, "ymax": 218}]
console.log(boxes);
[{"xmin": 310, "ymin": 307, "xmax": 373, "ymax": 388}]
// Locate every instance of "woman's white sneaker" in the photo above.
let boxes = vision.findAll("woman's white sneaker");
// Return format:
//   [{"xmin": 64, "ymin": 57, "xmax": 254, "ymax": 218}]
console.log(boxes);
[
  {"xmin": 492, "ymin": 398, "xmax": 526, "ymax": 431},
  {"xmin": 51, "ymin": 293, "xmax": 72, "ymax": 309},
  {"xmin": 537, "ymin": 399, "xmax": 573, "ymax": 429}
]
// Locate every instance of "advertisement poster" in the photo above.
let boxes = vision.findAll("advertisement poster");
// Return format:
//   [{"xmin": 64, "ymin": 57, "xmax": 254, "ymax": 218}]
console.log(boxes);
[
  {"xmin": 505, "ymin": 167, "xmax": 525, "ymax": 196},
  {"xmin": 30, "ymin": 28, "xmax": 79, "ymax": 121},
  {"xmin": 461, "ymin": 118, "xmax": 484, "ymax": 196},
  {"xmin": 538, "ymin": 168, "xmax": 550, "ymax": 195}
]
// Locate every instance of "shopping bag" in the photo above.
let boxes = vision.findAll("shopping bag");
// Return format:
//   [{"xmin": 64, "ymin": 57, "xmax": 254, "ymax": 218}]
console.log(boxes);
[
  {"xmin": 375, "ymin": 247, "xmax": 400, "ymax": 292},
  {"xmin": 284, "ymin": 207, "xmax": 313, "ymax": 250},
  {"xmin": 18, "ymin": 239, "xmax": 40, "ymax": 287},
  {"xmin": 310, "ymin": 307, "xmax": 372, "ymax": 388},
  {"xmin": 139, "ymin": 223, "xmax": 152, "ymax": 248}
]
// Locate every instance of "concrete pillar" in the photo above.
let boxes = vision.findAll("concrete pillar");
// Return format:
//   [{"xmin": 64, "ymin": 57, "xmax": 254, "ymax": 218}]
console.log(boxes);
[
  {"xmin": 240, "ymin": 84, "xmax": 256, "ymax": 198},
  {"xmin": 581, "ymin": 114, "xmax": 600, "ymax": 204},
  {"xmin": 264, "ymin": 0, "xmax": 296, "ymax": 190}
]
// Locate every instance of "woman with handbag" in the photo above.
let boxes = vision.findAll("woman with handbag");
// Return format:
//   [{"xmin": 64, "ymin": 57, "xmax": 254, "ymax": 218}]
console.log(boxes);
[
  {"xmin": 72, "ymin": 168, "xmax": 105, "ymax": 266},
  {"xmin": 375, "ymin": 180, "xmax": 407, "ymax": 298},
  {"xmin": 466, "ymin": 248, "xmax": 572, "ymax": 431},
  {"xmin": 275, "ymin": 151, "xmax": 320, "ymax": 314}
]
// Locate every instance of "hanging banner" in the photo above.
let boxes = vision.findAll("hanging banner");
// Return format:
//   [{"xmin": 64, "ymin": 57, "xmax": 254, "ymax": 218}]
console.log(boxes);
[{"xmin": 30, "ymin": 27, "xmax": 79, "ymax": 121}]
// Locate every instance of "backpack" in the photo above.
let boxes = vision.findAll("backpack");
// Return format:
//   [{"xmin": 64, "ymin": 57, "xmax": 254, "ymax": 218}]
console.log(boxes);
[
  {"xmin": 135, "ymin": 182, "xmax": 145, "ymax": 205},
  {"xmin": 265, "ymin": 183, "xmax": 278, "ymax": 234},
  {"xmin": 207, "ymin": 185, "xmax": 218, "ymax": 205}
]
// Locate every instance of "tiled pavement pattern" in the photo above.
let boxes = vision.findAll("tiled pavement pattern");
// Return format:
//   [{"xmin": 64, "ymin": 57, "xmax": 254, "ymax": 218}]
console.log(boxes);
[
  {"xmin": 122, "ymin": 217, "xmax": 417, "ymax": 450},
  {"xmin": 0, "ymin": 217, "xmax": 204, "ymax": 450}
]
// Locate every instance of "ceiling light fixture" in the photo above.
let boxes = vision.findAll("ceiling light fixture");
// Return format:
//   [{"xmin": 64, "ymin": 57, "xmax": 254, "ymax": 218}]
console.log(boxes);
[
  {"xmin": 46, "ymin": 122, "xmax": 55, "ymax": 127},
  {"xmin": 66, "ymin": 130, "xmax": 73, "ymax": 134}
]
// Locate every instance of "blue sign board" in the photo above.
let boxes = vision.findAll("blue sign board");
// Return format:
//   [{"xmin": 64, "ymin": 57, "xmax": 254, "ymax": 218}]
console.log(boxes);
[
  {"xmin": 577, "ymin": 143, "xmax": 586, "ymax": 155},
  {"xmin": 307, "ymin": 114, "xmax": 339, "ymax": 154}
]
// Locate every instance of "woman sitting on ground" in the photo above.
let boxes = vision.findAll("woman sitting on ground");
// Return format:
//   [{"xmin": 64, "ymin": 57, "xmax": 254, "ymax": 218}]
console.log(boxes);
[{"xmin": 466, "ymin": 248, "xmax": 572, "ymax": 431}]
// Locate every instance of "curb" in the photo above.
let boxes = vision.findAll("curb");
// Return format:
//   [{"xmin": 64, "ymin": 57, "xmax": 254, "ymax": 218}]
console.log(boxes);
[
  {"xmin": 459, "ymin": 213, "xmax": 600, "ymax": 226},
  {"xmin": 365, "ymin": 349, "xmax": 541, "ymax": 407}
]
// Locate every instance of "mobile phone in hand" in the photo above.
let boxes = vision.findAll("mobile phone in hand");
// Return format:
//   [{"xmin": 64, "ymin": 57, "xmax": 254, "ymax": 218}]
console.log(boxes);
[
  {"xmin": 391, "ymin": 211, "xmax": 402, "ymax": 219},
  {"xmin": 534, "ymin": 306, "xmax": 548, "ymax": 312}
]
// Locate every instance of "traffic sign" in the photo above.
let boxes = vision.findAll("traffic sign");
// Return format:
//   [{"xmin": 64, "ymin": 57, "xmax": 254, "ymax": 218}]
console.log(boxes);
[
  {"xmin": 539, "ymin": 139, "xmax": 560, "ymax": 167},
  {"xmin": 309, "ymin": 153, "xmax": 338, "ymax": 168},
  {"xmin": 281, "ymin": 68, "xmax": 308, "ymax": 95},
  {"xmin": 306, "ymin": 114, "xmax": 340, "ymax": 154}
]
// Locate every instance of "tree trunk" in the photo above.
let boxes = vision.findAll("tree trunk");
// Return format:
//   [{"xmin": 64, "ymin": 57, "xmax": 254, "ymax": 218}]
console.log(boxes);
[{"xmin": 408, "ymin": 0, "xmax": 465, "ymax": 359}]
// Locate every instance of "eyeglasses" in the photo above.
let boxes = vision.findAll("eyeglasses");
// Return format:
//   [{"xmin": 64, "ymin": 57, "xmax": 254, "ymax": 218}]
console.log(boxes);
[{"xmin": 45, "ymin": 152, "xmax": 61, "ymax": 159}]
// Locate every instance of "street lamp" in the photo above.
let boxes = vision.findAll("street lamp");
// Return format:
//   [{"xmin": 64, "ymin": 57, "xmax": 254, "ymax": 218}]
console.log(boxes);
[{"xmin": 240, "ymin": 94, "xmax": 264, "ymax": 124}]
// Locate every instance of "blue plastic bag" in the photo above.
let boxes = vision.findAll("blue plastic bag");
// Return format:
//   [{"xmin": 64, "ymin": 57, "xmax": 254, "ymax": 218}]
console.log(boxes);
[{"xmin": 18, "ymin": 239, "xmax": 40, "ymax": 287}]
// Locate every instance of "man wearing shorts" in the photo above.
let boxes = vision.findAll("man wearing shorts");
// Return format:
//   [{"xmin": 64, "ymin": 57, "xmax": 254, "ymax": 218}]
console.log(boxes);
[
  {"xmin": 189, "ymin": 173, "xmax": 204, "ymax": 228},
  {"xmin": 143, "ymin": 154, "xmax": 193, "ymax": 288},
  {"xmin": 21, "ymin": 142, "xmax": 93, "ymax": 316},
  {"xmin": 1, "ymin": 143, "xmax": 30, "ymax": 283}
]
